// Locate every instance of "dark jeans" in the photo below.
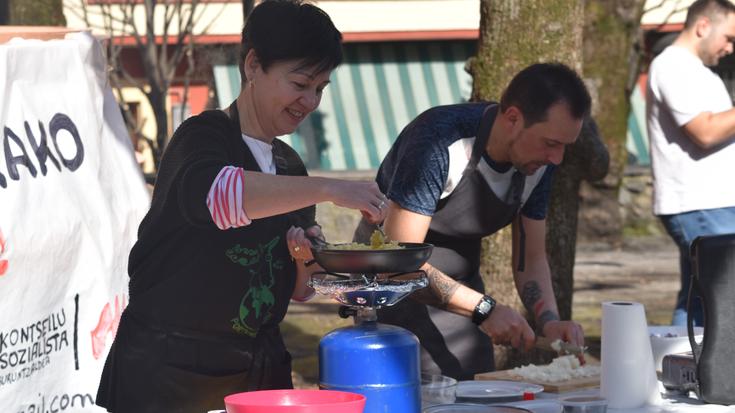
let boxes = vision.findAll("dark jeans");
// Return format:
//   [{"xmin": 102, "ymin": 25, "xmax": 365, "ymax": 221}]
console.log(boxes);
[{"xmin": 659, "ymin": 207, "xmax": 735, "ymax": 326}]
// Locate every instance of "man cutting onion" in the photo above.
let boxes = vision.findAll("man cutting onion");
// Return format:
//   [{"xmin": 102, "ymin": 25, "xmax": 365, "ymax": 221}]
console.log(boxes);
[{"xmin": 354, "ymin": 63, "xmax": 588, "ymax": 380}]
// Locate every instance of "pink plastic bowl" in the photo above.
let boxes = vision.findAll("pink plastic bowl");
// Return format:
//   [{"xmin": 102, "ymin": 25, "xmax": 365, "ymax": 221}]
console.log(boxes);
[{"xmin": 224, "ymin": 389, "xmax": 366, "ymax": 413}]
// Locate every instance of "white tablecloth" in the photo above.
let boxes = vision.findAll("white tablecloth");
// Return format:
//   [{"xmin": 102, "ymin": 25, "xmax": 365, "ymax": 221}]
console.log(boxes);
[
  {"xmin": 521, "ymin": 383, "xmax": 735, "ymax": 413},
  {"xmin": 209, "ymin": 382, "xmax": 735, "ymax": 413}
]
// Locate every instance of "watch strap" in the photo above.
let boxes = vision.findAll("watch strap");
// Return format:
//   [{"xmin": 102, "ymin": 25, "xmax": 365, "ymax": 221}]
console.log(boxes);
[{"xmin": 471, "ymin": 294, "xmax": 496, "ymax": 325}]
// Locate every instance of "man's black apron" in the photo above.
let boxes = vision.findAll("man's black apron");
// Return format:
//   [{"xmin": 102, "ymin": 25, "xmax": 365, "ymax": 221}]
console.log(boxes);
[
  {"xmin": 359, "ymin": 104, "xmax": 526, "ymax": 380},
  {"xmin": 97, "ymin": 102, "xmax": 307, "ymax": 413}
]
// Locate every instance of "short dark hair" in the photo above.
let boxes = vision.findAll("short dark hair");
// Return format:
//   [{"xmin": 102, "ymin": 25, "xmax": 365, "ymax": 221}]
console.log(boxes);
[
  {"xmin": 684, "ymin": 0, "xmax": 735, "ymax": 29},
  {"xmin": 239, "ymin": 0, "xmax": 343, "ymax": 85},
  {"xmin": 499, "ymin": 62, "xmax": 591, "ymax": 127}
]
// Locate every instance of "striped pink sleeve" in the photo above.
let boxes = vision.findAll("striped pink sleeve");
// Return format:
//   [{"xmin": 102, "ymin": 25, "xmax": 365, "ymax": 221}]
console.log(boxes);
[{"xmin": 206, "ymin": 166, "xmax": 252, "ymax": 230}]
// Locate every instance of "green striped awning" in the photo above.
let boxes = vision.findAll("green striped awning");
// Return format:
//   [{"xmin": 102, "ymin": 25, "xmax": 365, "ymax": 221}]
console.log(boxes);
[
  {"xmin": 626, "ymin": 82, "xmax": 650, "ymax": 166},
  {"xmin": 214, "ymin": 40, "xmax": 476, "ymax": 171}
]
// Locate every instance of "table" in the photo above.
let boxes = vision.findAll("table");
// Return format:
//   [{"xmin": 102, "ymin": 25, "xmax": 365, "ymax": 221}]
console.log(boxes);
[
  {"xmin": 208, "ymin": 382, "xmax": 735, "ymax": 413},
  {"xmin": 510, "ymin": 383, "xmax": 735, "ymax": 413}
]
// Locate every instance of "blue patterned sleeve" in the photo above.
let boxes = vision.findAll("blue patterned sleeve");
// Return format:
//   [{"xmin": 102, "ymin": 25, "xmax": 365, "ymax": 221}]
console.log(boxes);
[
  {"xmin": 520, "ymin": 165, "xmax": 555, "ymax": 220},
  {"xmin": 381, "ymin": 126, "xmax": 450, "ymax": 217},
  {"xmin": 377, "ymin": 104, "xmax": 487, "ymax": 217}
]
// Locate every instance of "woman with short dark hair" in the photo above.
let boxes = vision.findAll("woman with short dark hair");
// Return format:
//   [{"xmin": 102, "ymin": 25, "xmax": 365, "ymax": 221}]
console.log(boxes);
[{"xmin": 96, "ymin": 1, "xmax": 387, "ymax": 411}]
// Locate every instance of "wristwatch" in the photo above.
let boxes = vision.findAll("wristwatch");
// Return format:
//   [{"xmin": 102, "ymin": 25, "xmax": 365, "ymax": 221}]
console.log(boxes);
[{"xmin": 471, "ymin": 294, "xmax": 496, "ymax": 325}]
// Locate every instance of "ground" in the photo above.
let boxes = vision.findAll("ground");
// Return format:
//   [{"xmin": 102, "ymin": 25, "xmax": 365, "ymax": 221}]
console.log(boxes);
[{"xmin": 281, "ymin": 234, "xmax": 680, "ymax": 389}]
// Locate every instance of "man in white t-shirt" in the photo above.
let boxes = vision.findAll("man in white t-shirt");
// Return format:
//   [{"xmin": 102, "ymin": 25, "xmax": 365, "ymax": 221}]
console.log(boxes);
[{"xmin": 647, "ymin": 0, "xmax": 735, "ymax": 326}]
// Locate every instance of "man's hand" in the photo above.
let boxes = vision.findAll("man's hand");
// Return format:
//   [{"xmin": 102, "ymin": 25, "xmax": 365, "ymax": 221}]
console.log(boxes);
[
  {"xmin": 542, "ymin": 320, "xmax": 586, "ymax": 364},
  {"xmin": 541, "ymin": 320, "xmax": 585, "ymax": 348},
  {"xmin": 477, "ymin": 304, "xmax": 536, "ymax": 351}
]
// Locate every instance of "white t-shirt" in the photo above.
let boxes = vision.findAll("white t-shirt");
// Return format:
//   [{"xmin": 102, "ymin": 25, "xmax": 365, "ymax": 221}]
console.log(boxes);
[
  {"xmin": 242, "ymin": 134, "xmax": 276, "ymax": 175},
  {"xmin": 441, "ymin": 137, "xmax": 547, "ymax": 204},
  {"xmin": 646, "ymin": 45, "xmax": 735, "ymax": 215}
]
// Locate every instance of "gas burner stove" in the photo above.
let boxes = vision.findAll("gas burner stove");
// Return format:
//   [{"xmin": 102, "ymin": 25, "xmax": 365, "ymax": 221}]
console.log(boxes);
[
  {"xmin": 310, "ymin": 242, "xmax": 434, "ymax": 413},
  {"xmin": 309, "ymin": 270, "xmax": 428, "ymax": 309},
  {"xmin": 662, "ymin": 352, "xmax": 697, "ymax": 393}
]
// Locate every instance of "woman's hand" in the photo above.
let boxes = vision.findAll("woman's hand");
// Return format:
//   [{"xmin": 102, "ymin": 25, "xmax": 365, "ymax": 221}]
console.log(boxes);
[
  {"xmin": 288, "ymin": 225, "xmax": 322, "ymax": 302},
  {"xmin": 326, "ymin": 180, "xmax": 388, "ymax": 224},
  {"xmin": 287, "ymin": 225, "xmax": 322, "ymax": 261}
]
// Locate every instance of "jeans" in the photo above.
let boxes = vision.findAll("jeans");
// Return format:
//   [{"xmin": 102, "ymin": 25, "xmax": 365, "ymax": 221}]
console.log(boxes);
[{"xmin": 659, "ymin": 207, "xmax": 735, "ymax": 326}]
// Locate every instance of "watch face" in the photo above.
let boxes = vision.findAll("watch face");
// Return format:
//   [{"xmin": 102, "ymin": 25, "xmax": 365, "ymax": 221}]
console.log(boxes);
[{"xmin": 472, "ymin": 296, "xmax": 496, "ymax": 325}]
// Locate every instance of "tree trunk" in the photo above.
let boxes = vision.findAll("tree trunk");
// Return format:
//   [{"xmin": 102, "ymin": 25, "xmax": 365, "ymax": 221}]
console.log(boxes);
[
  {"xmin": 578, "ymin": 0, "xmax": 646, "ymax": 244},
  {"xmin": 147, "ymin": 87, "xmax": 169, "ymax": 163},
  {"xmin": 8, "ymin": 0, "xmax": 65, "ymax": 26},
  {"xmin": 0, "ymin": 1, "xmax": 9, "ymax": 24},
  {"xmin": 470, "ymin": 0, "xmax": 588, "ymax": 370},
  {"xmin": 242, "ymin": 0, "xmax": 255, "ymax": 21},
  {"xmin": 545, "ymin": 118, "xmax": 608, "ymax": 323}
]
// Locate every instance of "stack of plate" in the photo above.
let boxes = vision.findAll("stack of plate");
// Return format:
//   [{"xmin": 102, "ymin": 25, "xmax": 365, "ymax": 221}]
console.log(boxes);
[
  {"xmin": 422, "ymin": 405, "xmax": 532, "ymax": 413},
  {"xmin": 422, "ymin": 380, "xmax": 563, "ymax": 413},
  {"xmin": 455, "ymin": 381, "xmax": 544, "ymax": 404}
]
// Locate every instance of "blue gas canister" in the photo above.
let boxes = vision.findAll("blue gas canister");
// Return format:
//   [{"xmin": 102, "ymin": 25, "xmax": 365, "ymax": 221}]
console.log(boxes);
[{"xmin": 319, "ymin": 319, "xmax": 421, "ymax": 413}]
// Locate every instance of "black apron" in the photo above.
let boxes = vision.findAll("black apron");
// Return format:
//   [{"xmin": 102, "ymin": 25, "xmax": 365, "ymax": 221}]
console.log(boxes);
[
  {"xmin": 97, "ymin": 102, "xmax": 305, "ymax": 413},
  {"xmin": 359, "ymin": 104, "xmax": 526, "ymax": 380}
]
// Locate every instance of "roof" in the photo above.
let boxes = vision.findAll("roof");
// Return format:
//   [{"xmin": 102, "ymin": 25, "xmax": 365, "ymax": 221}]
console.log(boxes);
[
  {"xmin": 641, "ymin": 0, "xmax": 694, "ymax": 30},
  {"xmin": 63, "ymin": 0, "xmax": 480, "ymax": 43}
]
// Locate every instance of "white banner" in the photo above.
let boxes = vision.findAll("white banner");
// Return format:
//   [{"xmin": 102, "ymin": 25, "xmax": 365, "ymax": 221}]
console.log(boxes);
[{"xmin": 0, "ymin": 32, "xmax": 150, "ymax": 412}]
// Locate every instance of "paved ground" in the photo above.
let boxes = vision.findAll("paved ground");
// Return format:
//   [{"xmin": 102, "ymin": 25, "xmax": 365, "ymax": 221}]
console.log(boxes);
[
  {"xmin": 282, "ymin": 235, "xmax": 681, "ymax": 388},
  {"xmin": 572, "ymin": 235, "xmax": 680, "ymax": 337}
]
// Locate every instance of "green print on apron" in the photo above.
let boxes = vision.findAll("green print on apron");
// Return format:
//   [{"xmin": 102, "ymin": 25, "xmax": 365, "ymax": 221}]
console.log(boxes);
[{"xmin": 226, "ymin": 236, "xmax": 283, "ymax": 336}]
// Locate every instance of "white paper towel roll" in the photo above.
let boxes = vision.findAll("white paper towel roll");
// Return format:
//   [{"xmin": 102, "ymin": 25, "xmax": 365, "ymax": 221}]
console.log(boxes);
[{"xmin": 600, "ymin": 301, "xmax": 661, "ymax": 409}]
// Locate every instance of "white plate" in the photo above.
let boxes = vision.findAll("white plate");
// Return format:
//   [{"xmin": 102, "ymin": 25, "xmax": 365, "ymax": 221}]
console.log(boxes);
[
  {"xmin": 456, "ymin": 380, "xmax": 544, "ymax": 401},
  {"xmin": 497, "ymin": 399, "xmax": 562, "ymax": 413},
  {"xmin": 423, "ymin": 404, "xmax": 533, "ymax": 413}
]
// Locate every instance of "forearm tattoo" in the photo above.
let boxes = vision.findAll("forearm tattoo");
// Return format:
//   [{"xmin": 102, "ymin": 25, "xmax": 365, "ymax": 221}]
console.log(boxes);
[
  {"xmin": 410, "ymin": 266, "xmax": 459, "ymax": 309},
  {"xmin": 521, "ymin": 281, "xmax": 543, "ymax": 314},
  {"xmin": 537, "ymin": 310, "xmax": 560, "ymax": 333},
  {"xmin": 521, "ymin": 281, "xmax": 559, "ymax": 331}
]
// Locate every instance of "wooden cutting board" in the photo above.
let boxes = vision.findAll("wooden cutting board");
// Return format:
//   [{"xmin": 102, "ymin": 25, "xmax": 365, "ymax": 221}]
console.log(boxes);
[{"xmin": 474, "ymin": 369, "xmax": 600, "ymax": 393}]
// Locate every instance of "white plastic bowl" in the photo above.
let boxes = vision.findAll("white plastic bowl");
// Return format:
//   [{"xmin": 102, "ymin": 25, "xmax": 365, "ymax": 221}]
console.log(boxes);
[
  {"xmin": 421, "ymin": 373, "xmax": 457, "ymax": 408},
  {"xmin": 560, "ymin": 395, "xmax": 607, "ymax": 413},
  {"xmin": 648, "ymin": 325, "xmax": 704, "ymax": 371}
]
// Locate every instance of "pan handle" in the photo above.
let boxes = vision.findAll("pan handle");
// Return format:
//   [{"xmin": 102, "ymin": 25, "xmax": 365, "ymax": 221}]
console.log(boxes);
[{"xmin": 306, "ymin": 233, "xmax": 329, "ymax": 248}]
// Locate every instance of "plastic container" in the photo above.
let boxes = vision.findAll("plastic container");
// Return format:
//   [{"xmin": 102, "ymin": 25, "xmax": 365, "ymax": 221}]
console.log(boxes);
[
  {"xmin": 224, "ymin": 389, "xmax": 366, "ymax": 413},
  {"xmin": 421, "ymin": 373, "xmax": 457, "ymax": 408},
  {"xmin": 559, "ymin": 395, "xmax": 607, "ymax": 413},
  {"xmin": 422, "ymin": 404, "xmax": 532, "ymax": 413},
  {"xmin": 648, "ymin": 325, "xmax": 704, "ymax": 371}
]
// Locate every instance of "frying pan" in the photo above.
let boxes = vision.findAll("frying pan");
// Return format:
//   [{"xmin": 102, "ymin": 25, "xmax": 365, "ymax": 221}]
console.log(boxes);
[{"xmin": 310, "ymin": 242, "xmax": 433, "ymax": 274}]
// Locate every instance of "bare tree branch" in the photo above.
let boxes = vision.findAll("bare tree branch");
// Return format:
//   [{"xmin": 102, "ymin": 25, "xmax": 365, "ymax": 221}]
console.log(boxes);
[
  {"xmin": 180, "ymin": 35, "xmax": 196, "ymax": 130},
  {"xmin": 644, "ymin": 0, "xmax": 668, "ymax": 13},
  {"xmin": 643, "ymin": 0, "xmax": 688, "ymax": 28},
  {"xmin": 168, "ymin": 3, "xmax": 198, "ymax": 82},
  {"xmin": 68, "ymin": 0, "xmax": 212, "ymax": 169},
  {"xmin": 161, "ymin": 1, "xmax": 174, "ymax": 72},
  {"xmin": 197, "ymin": 2, "xmax": 226, "ymax": 35},
  {"xmin": 119, "ymin": 3, "xmax": 142, "ymax": 48}
]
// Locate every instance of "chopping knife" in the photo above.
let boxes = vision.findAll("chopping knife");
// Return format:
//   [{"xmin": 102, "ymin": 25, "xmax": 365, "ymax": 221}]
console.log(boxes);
[{"xmin": 535, "ymin": 336, "xmax": 587, "ymax": 363}]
